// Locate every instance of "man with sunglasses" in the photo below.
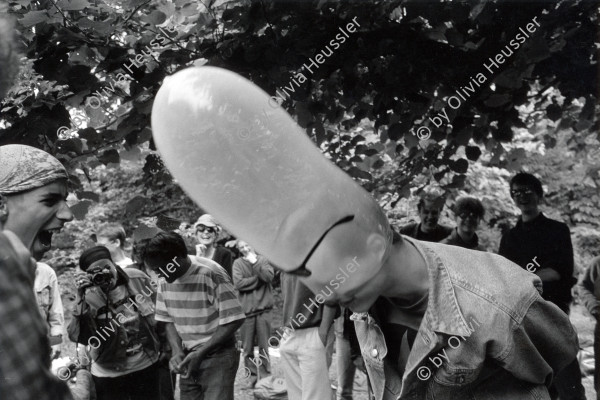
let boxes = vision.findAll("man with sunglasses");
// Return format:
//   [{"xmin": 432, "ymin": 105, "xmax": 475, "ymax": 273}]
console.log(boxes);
[
  {"xmin": 194, "ymin": 214, "xmax": 235, "ymax": 278},
  {"xmin": 499, "ymin": 172, "xmax": 585, "ymax": 400}
]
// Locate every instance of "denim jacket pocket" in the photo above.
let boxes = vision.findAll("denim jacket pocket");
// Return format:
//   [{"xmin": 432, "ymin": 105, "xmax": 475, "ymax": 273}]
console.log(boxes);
[
  {"xmin": 355, "ymin": 317, "xmax": 398, "ymax": 400},
  {"xmin": 428, "ymin": 365, "xmax": 478, "ymax": 400}
]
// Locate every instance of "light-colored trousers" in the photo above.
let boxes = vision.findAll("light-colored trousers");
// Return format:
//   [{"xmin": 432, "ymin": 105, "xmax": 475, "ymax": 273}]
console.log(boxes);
[{"xmin": 279, "ymin": 326, "xmax": 332, "ymax": 400}]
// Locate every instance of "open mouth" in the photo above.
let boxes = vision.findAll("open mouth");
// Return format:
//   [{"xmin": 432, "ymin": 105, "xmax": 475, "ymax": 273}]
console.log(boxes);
[{"xmin": 37, "ymin": 228, "xmax": 61, "ymax": 249}]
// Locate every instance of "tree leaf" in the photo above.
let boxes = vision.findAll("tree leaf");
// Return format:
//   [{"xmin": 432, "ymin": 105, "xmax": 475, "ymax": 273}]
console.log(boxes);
[
  {"xmin": 70, "ymin": 200, "xmax": 92, "ymax": 220},
  {"xmin": 98, "ymin": 149, "xmax": 120, "ymax": 165},
  {"xmin": 19, "ymin": 11, "xmax": 50, "ymax": 27},
  {"xmin": 57, "ymin": 0, "xmax": 90, "ymax": 11},
  {"xmin": 546, "ymin": 104, "xmax": 562, "ymax": 122},
  {"xmin": 451, "ymin": 158, "xmax": 469, "ymax": 173},
  {"xmin": 465, "ymin": 146, "xmax": 482, "ymax": 161}
]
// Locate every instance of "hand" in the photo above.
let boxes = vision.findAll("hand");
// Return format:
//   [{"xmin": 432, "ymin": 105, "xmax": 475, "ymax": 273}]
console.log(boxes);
[
  {"xmin": 50, "ymin": 344, "xmax": 61, "ymax": 360},
  {"xmin": 169, "ymin": 352, "xmax": 185, "ymax": 374},
  {"xmin": 245, "ymin": 252, "xmax": 258, "ymax": 264},
  {"xmin": 179, "ymin": 350, "xmax": 206, "ymax": 379},
  {"xmin": 224, "ymin": 239, "xmax": 238, "ymax": 248},
  {"xmin": 196, "ymin": 244, "xmax": 207, "ymax": 256},
  {"xmin": 75, "ymin": 271, "xmax": 93, "ymax": 294}
]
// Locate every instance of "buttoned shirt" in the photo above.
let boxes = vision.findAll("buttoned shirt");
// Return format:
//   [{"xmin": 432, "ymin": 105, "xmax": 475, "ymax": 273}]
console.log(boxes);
[
  {"xmin": 35, "ymin": 262, "xmax": 65, "ymax": 337},
  {"xmin": 354, "ymin": 236, "xmax": 579, "ymax": 400}
]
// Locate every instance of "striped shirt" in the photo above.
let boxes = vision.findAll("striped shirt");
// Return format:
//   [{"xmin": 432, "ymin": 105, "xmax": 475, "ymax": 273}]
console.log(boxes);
[{"xmin": 155, "ymin": 256, "xmax": 245, "ymax": 350}]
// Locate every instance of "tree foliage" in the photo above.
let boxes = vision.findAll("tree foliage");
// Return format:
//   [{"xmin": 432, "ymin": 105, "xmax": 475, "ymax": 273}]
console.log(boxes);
[{"xmin": 1, "ymin": 0, "xmax": 598, "ymax": 216}]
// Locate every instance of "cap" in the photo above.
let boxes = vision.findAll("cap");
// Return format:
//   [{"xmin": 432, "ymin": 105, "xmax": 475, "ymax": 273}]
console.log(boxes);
[
  {"xmin": 194, "ymin": 214, "xmax": 219, "ymax": 230},
  {"xmin": 79, "ymin": 246, "xmax": 112, "ymax": 271}
]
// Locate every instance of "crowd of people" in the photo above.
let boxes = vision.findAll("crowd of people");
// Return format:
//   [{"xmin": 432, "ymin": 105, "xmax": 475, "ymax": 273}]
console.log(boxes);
[{"xmin": 1, "ymin": 140, "xmax": 599, "ymax": 400}]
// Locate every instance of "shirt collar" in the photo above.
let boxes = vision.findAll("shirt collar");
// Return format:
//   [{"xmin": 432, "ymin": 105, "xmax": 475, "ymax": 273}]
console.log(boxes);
[
  {"xmin": 403, "ymin": 236, "xmax": 476, "ymax": 338},
  {"xmin": 516, "ymin": 212, "xmax": 546, "ymax": 229}
]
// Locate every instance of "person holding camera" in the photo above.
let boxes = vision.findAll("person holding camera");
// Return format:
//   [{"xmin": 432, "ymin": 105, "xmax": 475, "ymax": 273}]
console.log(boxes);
[{"xmin": 68, "ymin": 246, "xmax": 161, "ymax": 400}]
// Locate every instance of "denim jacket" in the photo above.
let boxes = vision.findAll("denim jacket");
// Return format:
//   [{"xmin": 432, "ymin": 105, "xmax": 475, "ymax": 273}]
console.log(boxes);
[{"xmin": 353, "ymin": 236, "xmax": 579, "ymax": 400}]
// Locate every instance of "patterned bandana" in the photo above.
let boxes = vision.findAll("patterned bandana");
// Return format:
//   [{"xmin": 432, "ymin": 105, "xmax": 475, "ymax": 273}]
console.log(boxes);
[{"xmin": 0, "ymin": 145, "xmax": 68, "ymax": 194}]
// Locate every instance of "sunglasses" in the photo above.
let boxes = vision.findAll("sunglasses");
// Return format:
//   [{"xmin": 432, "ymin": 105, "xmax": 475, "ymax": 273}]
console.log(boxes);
[
  {"xmin": 196, "ymin": 225, "xmax": 217, "ymax": 234},
  {"xmin": 510, "ymin": 188, "xmax": 534, "ymax": 198},
  {"xmin": 286, "ymin": 215, "xmax": 355, "ymax": 277},
  {"xmin": 458, "ymin": 212, "xmax": 480, "ymax": 220}
]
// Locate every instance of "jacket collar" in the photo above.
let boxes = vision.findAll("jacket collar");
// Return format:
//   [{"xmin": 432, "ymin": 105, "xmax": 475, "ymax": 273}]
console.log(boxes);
[{"xmin": 403, "ymin": 236, "xmax": 475, "ymax": 338}]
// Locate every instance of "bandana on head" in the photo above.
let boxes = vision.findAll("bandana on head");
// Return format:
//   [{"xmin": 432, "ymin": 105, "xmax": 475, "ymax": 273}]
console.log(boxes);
[
  {"xmin": 79, "ymin": 246, "xmax": 113, "ymax": 271},
  {"xmin": 0, "ymin": 145, "xmax": 68, "ymax": 194}
]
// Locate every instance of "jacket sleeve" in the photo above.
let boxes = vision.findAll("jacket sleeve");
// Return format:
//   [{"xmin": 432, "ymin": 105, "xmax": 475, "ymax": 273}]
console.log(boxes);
[
  {"xmin": 220, "ymin": 248, "xmax": 234, "ymax": 277},
  {"xmin": 496, "ymin": 295, "xmax": 579, "ymax": 386},
  {"xmin": 47, "ymin": 269, "xmax": 65, "ymax": 337},
  {"xmin": 577, "ymin": 257, "xmax": 600, "ymax": 317},
  {"xmin": 548, "ymin": 224, "xmax": 574, "ymax": 281},
  {"xmin": 253, "ymin": 257, "xmax": 275, "ymax": 283},
  {"xmin": 232, "ymin": 259, "xmax": 260, "ymax": 292}
]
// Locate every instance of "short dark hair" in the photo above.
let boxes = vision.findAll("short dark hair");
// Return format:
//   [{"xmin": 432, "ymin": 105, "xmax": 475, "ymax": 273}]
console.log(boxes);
[
  {"xmin": 131, "ymin": 238, "xmax": 151, "ymax": 264},
  {"xmin": 510, "ymin": 172, "xmax": 543, "ymax": 197},
  {"xmin": 453, "ymin": 196, "xmax": 485, "ymax": 219},
  {"xmin": 144, "ymin": 231, "xmax": 188, "ymax": 262}
]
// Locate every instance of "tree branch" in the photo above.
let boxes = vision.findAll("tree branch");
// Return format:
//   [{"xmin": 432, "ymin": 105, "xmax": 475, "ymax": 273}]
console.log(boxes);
[{"xmin": 123, "ymin": 0, "xmax": 153, "ymax": 25}]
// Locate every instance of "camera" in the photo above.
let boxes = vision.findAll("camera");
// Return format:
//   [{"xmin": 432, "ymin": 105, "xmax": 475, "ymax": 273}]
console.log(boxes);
[{"xmin": 90, "ymin": 269, "xmax": 112, "ymax": 286}]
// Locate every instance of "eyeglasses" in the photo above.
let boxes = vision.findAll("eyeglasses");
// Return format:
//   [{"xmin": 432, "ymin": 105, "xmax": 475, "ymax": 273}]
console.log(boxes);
[
  {"xmin": 196, "ymin": 225, "xmax": 217, "ymax": 234},
  {"xmin": 510, "ymin": 188, "xmax": 534, "ymax": 198},
  {"xmin": 286, "ymin": 215, "xmax": 355, "ymax": 277},
  {"xmin": 458, "ymin": 212, "xmax": 480, "ymax": 220}
]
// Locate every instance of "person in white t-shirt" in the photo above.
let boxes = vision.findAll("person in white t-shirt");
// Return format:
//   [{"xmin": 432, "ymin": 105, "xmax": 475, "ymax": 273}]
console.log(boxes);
[{"xmin": 96, "ymin": 223, "xmax": 133, "ymax": 268}]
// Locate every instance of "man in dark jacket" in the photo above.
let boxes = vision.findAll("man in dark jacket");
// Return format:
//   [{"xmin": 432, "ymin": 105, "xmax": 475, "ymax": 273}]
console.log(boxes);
[
  {"xmin": 498, "ymin": 172, "xmax": 584, "ymax": 400},
  {"xmin": 399, "ymin": 190, "xmax": 452, "ymax": 242},
  {"xmin": 576, "ymin": 255, "xmax": 600, "ymax": 399},
  {"xmin": 232, "ymin": 240, "xmax": 275, "ymax": 386}
]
